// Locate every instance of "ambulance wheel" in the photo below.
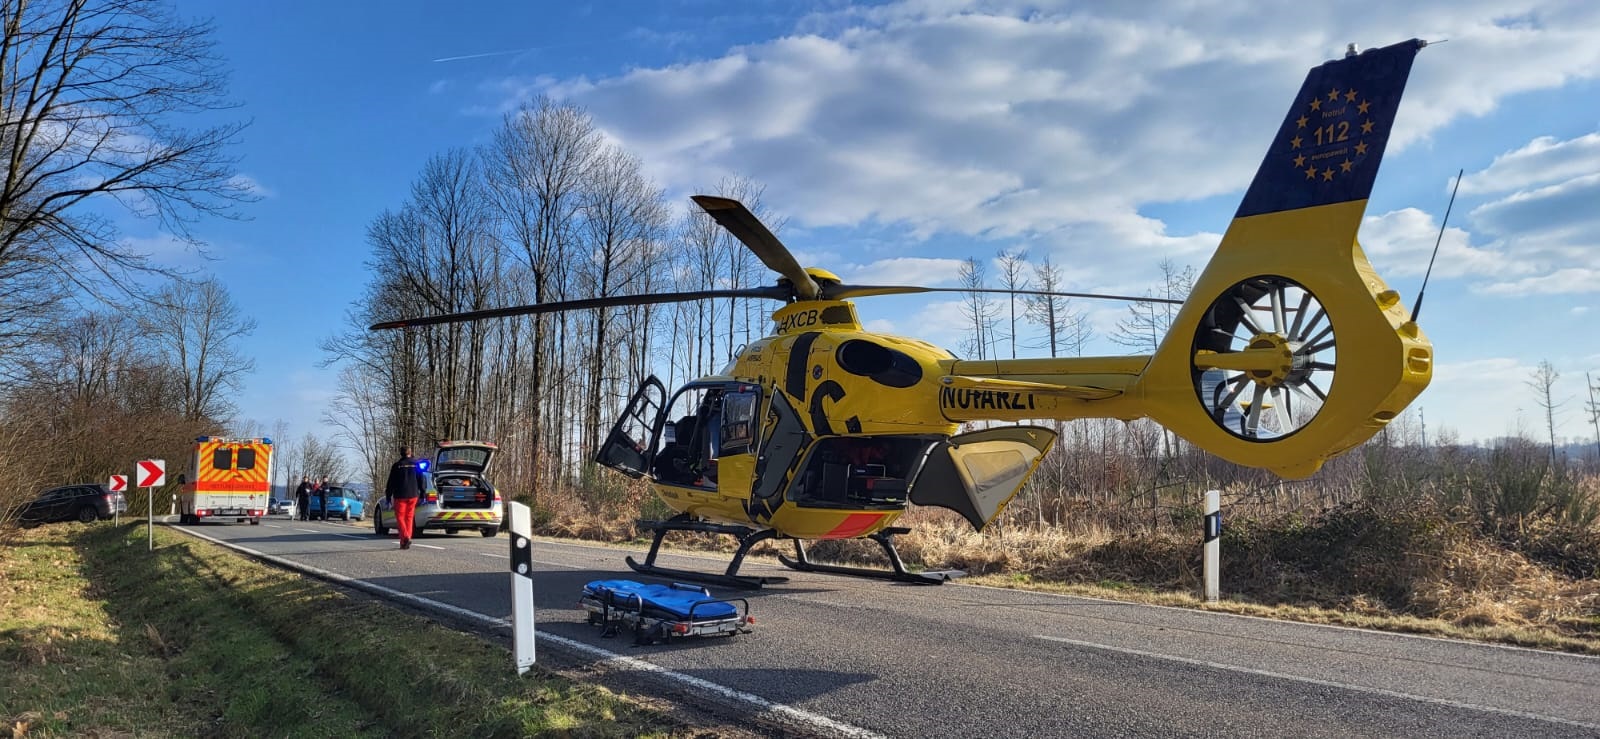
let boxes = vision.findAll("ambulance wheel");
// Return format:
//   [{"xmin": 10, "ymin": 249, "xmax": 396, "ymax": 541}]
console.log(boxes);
[
  {"xmin": 250, "ymin": 518, "xmax": 261, "ymax": 526},
  {"xmin": 479, "ymin": 527, "xmax": 497, "ymax": 538},
  {"xmin": 445, "ymin": 528, "xmax": 459, "ymax": 535}
]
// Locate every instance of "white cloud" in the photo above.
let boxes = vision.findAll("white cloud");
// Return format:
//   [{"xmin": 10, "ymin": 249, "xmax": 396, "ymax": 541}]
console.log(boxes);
[
  {"xmin": 1360, "ymin": 208, "xmax": 1522, "ymax": 278},
  {"xmin": 1458, "ymin": 131, "xmax": 1600, "ymax": 195},
  {"xmin": 454, "ymin": 1, "xmax": 1600, "ymax": 299},
  {"xmin": 842, "ymin": 256, "xmax": 965, "ymax": 285},
  {"xmin": 1464, "ymin": 171, "xmax": 1600, "ymax": 295},
  {"xmin": 1477, "ymin": 267, "xmax": 1599, "ymax": 295},
  {"xmin": 119, "ymin": 232, "xmax": 209, "ymax": 266},
  {"xmin": 228, "ymin": 174, "xmax": 274, "ymax": 198}
]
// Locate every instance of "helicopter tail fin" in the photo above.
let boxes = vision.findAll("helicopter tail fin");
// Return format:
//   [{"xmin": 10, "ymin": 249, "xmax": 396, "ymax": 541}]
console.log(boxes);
[{"xmin": 1135, "ymin": 39, "xmax": 1433, "ymax": 478}]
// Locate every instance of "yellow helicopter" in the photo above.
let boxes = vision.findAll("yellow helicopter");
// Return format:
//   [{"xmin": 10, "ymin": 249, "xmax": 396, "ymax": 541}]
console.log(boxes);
[{"xmin": 373, "ymin": 39, "xmax": 1434, "ymax": 588}]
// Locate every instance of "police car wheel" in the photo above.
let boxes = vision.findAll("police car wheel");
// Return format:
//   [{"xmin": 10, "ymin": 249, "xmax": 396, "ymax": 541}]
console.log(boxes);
[{"xmin": 480, "ymin": 527, "xmax": 497, "ymax": 538}]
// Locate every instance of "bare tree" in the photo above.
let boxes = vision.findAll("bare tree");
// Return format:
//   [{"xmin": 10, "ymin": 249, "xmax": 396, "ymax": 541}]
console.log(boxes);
[
  {"xmin": 1526, "ymin": 359, "xmax": 1565, "ymax": 465},
  {"xmin": 481, "ymin": 97, "xmax": 599, "ymax": 503},
  {"xmin": 296, "ymin": 432, "xmax": 347, "ymax": 483},
  {"xmin": 1587, "ymin": 371, "xmax": 1599, "ymax": 462},
  {"xmin": 1111, "ymin": 259, "xmax": 1193, "ymax": 352},
  {"xmin": 137, "ymin": 276, "xmax": 257, "ymax": 422},
  {"xmin": 1024, "ymin": 255, "xmax": 1090, "ymax": 357},
  {"xmin": 957, "ymin": 257, "xmax": 998, "ymax": 360},
  {"xmin": 0, "ymin": 0, "xmax": 250, "ymax": 307},
  {"xmin": 996, "ymin": 248, "xmax": 1028, "ymax": 359},
  {"xmin": 575, "ymin": 144, "xmax": 667, "ymax": 455}
]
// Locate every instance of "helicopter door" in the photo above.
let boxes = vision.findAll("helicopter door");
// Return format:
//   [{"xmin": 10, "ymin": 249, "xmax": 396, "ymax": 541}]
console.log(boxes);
[
  {"xmin": 750, "ymin": 388, "xmax": 810, "ymax": 509},
  {"xmin": 594, "ymin": 375, "xmax": 668, "ymax": 479},
  {"xmin": 910, "ymin": 425, "xmax": 1057, "ymax": 531}
]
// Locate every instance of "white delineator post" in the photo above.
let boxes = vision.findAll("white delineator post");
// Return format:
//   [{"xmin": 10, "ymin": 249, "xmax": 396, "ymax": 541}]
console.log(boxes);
[
  {"xmin": 1203, "ymin": 489, "xmax": 1221, "ymax": 603},
  {"xmin": 508, "ymin": 501, "xmax": 536, "ymax": 674}
]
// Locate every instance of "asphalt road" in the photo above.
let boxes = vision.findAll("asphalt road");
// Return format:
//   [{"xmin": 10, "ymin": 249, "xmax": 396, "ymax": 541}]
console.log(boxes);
[{"xmin": 173, "ymin": 517, "xmax": 1600, "ymax": 738}]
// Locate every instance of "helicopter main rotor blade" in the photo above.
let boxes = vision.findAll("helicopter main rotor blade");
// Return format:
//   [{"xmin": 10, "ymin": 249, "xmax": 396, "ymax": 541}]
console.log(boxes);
[
  {"xmin": 826, "ymin": 284, "xmax": 1184, "ymax": 305},
  {"xmin": 370, "ymin": 286, "xmax": 789, "ymax": 330},
  {"xmin": 691, "ymin": 195, "xmax": 820, "ymax": 300}
]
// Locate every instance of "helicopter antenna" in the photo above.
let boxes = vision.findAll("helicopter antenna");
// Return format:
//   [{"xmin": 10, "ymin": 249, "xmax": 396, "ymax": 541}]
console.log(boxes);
[{"xmin": 1409, "ymin": 168, "xmax": 1462, "ymax": 323}]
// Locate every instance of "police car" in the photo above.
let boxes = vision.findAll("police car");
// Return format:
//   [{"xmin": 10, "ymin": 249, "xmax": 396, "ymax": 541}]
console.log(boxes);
[{"xmin": 373, "ymin": 440, "xmax": 503, "ymax": 538}]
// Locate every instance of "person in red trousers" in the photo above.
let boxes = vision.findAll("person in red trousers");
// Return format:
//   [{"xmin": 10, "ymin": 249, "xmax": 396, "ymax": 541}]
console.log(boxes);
[{"xmin": 384, "ymin": 444, "xmax": 428, "ymax": 549}]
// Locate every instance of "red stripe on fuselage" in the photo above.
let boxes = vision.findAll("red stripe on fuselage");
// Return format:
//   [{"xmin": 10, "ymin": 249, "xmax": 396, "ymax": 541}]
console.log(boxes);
[{"xmin": 822, "ymin": 513, "xmax": 883, "ymax": 539}]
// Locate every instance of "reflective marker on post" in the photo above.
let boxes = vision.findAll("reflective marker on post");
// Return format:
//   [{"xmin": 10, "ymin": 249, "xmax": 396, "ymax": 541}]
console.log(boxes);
[
  {"xmin": 1203, "ymin": 489, "xmax": 1221, "ymax": 603},
  {"xmin": 508, "ymin": 501, "xmax": 536, "ymax": 674}
]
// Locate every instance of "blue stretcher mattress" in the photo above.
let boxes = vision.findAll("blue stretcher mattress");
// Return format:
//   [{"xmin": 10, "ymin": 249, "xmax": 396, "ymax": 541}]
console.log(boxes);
[{"xmin": 583, "ymin": 579, "xmax": 738, "ymax": 621}]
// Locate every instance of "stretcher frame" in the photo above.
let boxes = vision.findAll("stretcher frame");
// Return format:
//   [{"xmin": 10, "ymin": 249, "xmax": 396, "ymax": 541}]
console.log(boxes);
[{"xmin": 579, "ymin": 581, "xmax": 753, "ymax": 646}]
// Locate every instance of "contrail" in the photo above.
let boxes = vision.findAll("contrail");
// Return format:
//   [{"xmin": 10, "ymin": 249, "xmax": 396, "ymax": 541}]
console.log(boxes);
[{"xmin": 432, "ymin": 47, "xmax": 540, "ymax": 63}]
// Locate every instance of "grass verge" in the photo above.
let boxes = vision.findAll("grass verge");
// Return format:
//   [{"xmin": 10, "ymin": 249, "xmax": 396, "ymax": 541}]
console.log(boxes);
[{"xmin": 0, "ymin": 522, "xmax": 706, "ymax": 738}]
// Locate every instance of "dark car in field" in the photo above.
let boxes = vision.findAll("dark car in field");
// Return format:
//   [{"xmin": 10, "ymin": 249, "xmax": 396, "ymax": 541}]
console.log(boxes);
[{"xmin": 16, "ymin": 484, "xmax": 127, "ymax": 525}]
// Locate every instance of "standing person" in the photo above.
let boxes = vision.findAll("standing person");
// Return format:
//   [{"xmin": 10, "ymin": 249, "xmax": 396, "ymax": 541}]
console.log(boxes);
[
  {"xmin": 316, "ymin": 476, "xmax": 330, "ymax": 521},
  {"xmin": 384, "ymin": 445, "xmax": 428, "ymax": 549},
  {"xmin": 294, "ymin": 477, "xmax": 312, "ymax": 521}
]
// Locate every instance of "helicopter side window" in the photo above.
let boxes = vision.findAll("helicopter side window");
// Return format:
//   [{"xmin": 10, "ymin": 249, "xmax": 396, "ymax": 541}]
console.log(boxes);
[{"xmin": 720, "ymin": 391, "xmax": 757, "ymax": 456}]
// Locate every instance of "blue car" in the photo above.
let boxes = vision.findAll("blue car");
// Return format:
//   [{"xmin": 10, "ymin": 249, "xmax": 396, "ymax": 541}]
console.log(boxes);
[{"xmin": 307, "ymin": 486, "xmax": 365, "ymax": 521}]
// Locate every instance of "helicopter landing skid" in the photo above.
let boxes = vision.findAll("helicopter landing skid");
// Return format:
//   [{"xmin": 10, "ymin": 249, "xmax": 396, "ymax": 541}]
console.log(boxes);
[
  {"xmin": 625, "ymin": 515, "xmax": 790, "ymax": 590},
  {"xmin": 778, "ymin": 527, "xmax": 966, "ymax": 585}
]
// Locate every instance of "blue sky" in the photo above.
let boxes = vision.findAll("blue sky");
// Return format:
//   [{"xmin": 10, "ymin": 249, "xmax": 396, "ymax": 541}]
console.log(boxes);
[{"xmin": 152, "ymin": 0, "xmax": 1599, "ymax": 452}]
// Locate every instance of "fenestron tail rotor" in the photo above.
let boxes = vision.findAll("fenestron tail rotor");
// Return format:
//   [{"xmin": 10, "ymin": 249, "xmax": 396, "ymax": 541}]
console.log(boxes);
[{"xmin": 1191, "ymin": 276, "xmax": 1336, "ymax": 440}]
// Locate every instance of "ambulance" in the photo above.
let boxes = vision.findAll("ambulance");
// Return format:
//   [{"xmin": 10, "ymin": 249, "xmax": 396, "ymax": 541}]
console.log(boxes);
[{"xmin": 177, "ymin": 436, "xmax": 273, "ymax": 525}]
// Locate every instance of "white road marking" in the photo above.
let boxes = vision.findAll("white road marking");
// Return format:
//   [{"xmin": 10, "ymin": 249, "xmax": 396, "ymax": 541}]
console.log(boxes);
[
  {"xmin": 334, "ymin": 533, "xmax": 365, "ymax": 539},
  {"xmin": 1033, "ymin": 634, "xmax": 1600, "ymax": 731},
  {"xmin": 414, "ymin": 543, "xmax": 445, "ymax": 550},
  {"xmin": 173, "ymin": 526, "xmax": 884, "ymax": 739},
  {"xmin": 293, "ymin": 527, "xmax": 318, "ymax": 533},
  {"xmin": 479, "ymin": 552, "xmax": 507, "ymax": 559}
]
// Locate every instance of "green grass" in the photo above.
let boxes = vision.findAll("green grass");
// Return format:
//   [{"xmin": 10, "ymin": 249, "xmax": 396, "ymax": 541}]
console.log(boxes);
[{"xmin": 1, "ymin": 522, "xmax": 708, "ymax": 738}]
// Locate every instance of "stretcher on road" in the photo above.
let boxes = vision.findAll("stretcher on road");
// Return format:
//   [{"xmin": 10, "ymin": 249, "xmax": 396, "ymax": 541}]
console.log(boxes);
[{"xmin": 580, "ymin": 579, "xmax": 753, "ymax": 646}]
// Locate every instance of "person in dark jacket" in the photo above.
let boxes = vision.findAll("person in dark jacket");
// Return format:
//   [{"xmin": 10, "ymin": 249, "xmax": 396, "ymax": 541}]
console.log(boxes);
[
  {"xmin": 294, "ymin": 477, "xmax": 312, "ymax": 520},
  {"xmin": 384, "ymin": 445, "xmax": 429, "ymax": 549},
  {"xmin": 315, "ymin": 476, "xmax": 331, "ymax": 520}
]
